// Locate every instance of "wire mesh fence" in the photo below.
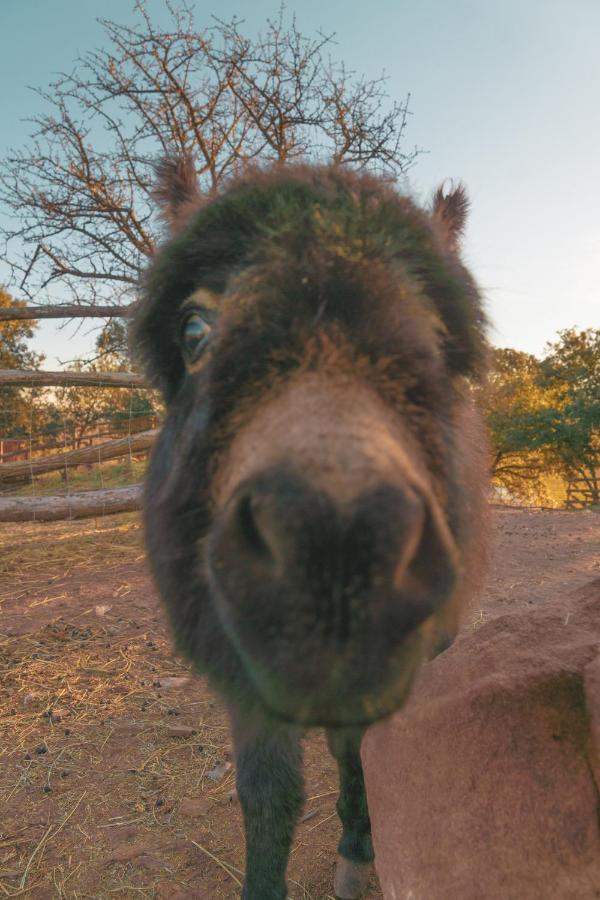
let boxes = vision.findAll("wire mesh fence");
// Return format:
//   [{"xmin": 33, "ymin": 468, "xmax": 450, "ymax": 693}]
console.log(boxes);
[{"xmin": 0, "ymin": 369, "xmax": 160, "ymax": 522}]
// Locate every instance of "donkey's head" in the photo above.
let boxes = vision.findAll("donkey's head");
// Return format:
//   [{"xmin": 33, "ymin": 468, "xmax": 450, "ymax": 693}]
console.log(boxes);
[{"xmin": 133, "ymin": 161, "xmax": 487, "ymax": 727}]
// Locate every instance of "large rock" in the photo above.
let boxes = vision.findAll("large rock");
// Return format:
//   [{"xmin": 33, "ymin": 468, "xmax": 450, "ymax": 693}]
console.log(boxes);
[{"xmin": 362, "ymin": 579, "xmax": 600, "ymax": 900}]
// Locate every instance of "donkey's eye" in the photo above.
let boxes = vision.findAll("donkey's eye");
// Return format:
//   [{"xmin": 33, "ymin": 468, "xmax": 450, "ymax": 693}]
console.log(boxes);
[{"xmin": 181, "ymin": 311, "xmax": 212, "ymax": 361}]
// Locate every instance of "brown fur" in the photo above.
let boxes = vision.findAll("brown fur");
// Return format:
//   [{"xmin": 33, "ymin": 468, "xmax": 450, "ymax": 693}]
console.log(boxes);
[
  {"xmin": 431, "ymin": 182, "xmax": 470, "ymax": 252},
  {"xmin": 153, "ymin": 155, "xmax": 204, "ymax": 230},
  {"xmin": 132, "ymin": 158, "xmax": 490, "ymax": 900}
]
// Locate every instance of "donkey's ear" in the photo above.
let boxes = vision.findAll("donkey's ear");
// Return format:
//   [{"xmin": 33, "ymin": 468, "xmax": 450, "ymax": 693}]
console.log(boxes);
[
  {"xmin": 153, "ymin": 155, "xmax": 201, "ymax": 230},
  {"xmin": 431, "ymin": 182, "xmax": 469, "ymax": 252}
]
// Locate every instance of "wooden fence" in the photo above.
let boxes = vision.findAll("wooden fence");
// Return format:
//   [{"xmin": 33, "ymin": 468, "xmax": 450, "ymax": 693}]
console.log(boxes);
[
  {"xmin": 0, "ymin": 429, "xmax": 157, "ymax": 483},
  {"xmin": 2, "ymin": 302, "xmax": 598, "ymax": 521},
  {"xmin": 0, "ymin": 485, "xmax": 143, "ymax": 523},
  {"xmin": 0, "ymin": 416, "xmax": 158, "ymax": 463},
  {"xmin": 0, "ymin": 302, "xmax": 151, "ymax": 522},
  {"xmin": 565, "ymin": 477, "xmax": 599, "ymax": 509}
]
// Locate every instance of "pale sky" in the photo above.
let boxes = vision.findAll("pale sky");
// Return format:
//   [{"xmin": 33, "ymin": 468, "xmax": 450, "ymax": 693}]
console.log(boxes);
[{"xmin": 0, "ymin": 0, "xmax": 598, "ymax": 367}]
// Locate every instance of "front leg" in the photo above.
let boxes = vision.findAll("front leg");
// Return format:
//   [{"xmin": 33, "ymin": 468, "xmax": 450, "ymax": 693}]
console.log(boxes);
[
  {"xmin": 230, "ymin": 707, "xmax": 304, "ymax": 900},
  {"xmin": 326, "ymin": 727, "xmax": 374, "ymax": 900}
]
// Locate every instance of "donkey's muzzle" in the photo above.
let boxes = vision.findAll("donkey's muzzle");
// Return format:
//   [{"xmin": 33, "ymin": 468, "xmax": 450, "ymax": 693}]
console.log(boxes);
[{"xmin": 207, "ymin": 466, "xmax": 458, "ymax": 723}]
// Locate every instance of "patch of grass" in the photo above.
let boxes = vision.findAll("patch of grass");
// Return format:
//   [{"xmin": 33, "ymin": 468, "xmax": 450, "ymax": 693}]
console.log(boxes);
[{"xmin": 2, "ymin": 458, "xmax": 148, "ymax": 498}]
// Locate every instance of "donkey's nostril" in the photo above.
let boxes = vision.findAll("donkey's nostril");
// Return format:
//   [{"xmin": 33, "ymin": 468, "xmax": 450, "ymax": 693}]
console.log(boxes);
[
  {"xmin": 234, "ymin": 493, "xmax": 279, "ymax": 567},
  {"xmin": 391, "ymin": 491, "xmax": 426, "ymax": 587},
  {"xmin": 215, "ymin": 469, "xmax": 335, "ymax": 582}
]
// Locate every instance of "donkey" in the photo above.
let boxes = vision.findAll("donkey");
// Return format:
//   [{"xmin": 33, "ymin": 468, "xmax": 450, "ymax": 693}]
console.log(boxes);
[{"xmin": 132, "ymin": 159, "xmax": 488, "ymax": 900}]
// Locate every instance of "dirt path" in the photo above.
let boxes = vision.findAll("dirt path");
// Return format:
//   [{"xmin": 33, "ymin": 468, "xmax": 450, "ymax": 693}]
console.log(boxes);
[
  {"xmin": 483, "ymin": 508, "xmax": 599, "ymax": 617},
  {"xmin": 0, "ymin": 508, "xmax": 598, "ymax": 899}
]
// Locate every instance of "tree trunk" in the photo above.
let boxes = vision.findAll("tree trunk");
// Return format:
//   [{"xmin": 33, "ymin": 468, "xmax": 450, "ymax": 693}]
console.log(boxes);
[{"xmin": 0, "ymin": 485, "xmax": 142, "ymax": 522}]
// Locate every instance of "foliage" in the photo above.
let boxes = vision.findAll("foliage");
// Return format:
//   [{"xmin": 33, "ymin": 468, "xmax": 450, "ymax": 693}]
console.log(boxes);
[
  {"xmin": 49, "ymin": 357, "xmax": 158, "ymax": 445},
  {"xmin": 95, "ymin": 318, "xmax": 129, "ymax": 363},
  {"xmin": 539, "ymin": 329, "xmax": 599, "ymax": 465},
  {"xmin": 0, "ymin": 287, "xmax": 44, "ymax": 436},
  {"xmin": 486, "ymin": 329, "xmax": 599, "ymax": 505},
  {"xmin": 0, "ymin": 1, "xmax": 418, "ymax": 312},
  {"xmin": 0, "ymin": 289, "xmax": 41, "ymax": 370}
]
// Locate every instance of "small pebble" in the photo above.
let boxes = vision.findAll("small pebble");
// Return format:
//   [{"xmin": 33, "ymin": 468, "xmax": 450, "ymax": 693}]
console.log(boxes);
[
  {"xmin": 178, "ymin": 796, "xmax": 213, "ymax": 817},
  {"xmin": 207, "ymin": 761, "xmax": 232, "ymax": 781},
  {"xmin": 167, "ymin": 724, "xmax": 196, "ymax": 738},
  {"xmin": 301, "ymin": 807, "xmax": 320, "ymax": 823},
  {"xmin": 157, "ymin": 676, "xmax": 190, "ymax": 689}
]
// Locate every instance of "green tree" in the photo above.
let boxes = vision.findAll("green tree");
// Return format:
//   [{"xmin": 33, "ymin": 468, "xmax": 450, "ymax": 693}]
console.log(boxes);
[
  {"xmin": 538, "ymin": 328, "xmax": 600, "ymax": 503},
  {"xmin": 486, "ymin": 329, "xmax": 600, "ymax": 506},
  {"xmin": 95, "ymin": 319, "xmax": 128, "ymax": 362},
  {"xmin": 0, "ymin": 287, "xmax": 44, "ymax": 436},
  {"xmin": 486, "ymin": 347, "xmax": 554, "ymax": 502},
  {"xmin": 53, "ymin": 356, "xmax": 158, "ymax": 446}
]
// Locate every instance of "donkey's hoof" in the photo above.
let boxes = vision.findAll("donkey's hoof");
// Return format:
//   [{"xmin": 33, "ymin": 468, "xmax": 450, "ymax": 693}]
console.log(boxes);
[{"xmin": 334, "ymin": 856, "xmax": 372, "ymax": 899}]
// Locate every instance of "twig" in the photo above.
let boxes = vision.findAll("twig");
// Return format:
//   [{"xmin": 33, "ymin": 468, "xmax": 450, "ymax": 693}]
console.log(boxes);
[
  {"xmin": 307, "ymin": 810, "xmax": 337, "ymax": 832},
  {"xmin": 305, "ymin": 788, "xmax": 336, "ymax": 802},
  {"xmin": 18, "ymin": 825, "xmax": 52, "ymax": 889},
  {"xmin": 19, "ymin": 791, "xmax": 86, "ymax": 888},
  {"xmin": 190, "ymin": 839, "xmax": 243, "ymax": 888}
]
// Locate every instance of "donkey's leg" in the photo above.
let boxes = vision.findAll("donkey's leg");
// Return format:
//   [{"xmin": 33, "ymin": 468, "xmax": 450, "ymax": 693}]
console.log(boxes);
[
  {"xmin": 326, "ymin": 728, "xmax": 373, "ymax": 900},
  {"xmin": 230, "ymin": 708, "xmax": 304, "ymax": 900}
]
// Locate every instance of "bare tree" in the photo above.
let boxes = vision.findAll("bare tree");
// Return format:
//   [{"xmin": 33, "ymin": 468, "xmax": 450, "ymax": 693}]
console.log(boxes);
[{"xmin": 0, "ymin": 1, "xmax": 418, "ymax": 313}]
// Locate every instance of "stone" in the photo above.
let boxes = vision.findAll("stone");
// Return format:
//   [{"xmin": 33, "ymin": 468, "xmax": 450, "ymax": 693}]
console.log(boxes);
[
  {"xmin": 157, "ymin": 676, "xmax": 190, "ymax": 688},
  {"xmin": 178, "ymin": 796, "xmax": 213, "ymax": 818},
  {"xmin": 207, "ymin": 760, "xmax": 232, "ymax": 781},
  {"xmin": 362, "ymin": 579, "xmax": 600, "ymax": 900},
  {"xmin": 43, "ymin": 707, "xmax": 69, "ymax": 723},
  {"xmin": 94, "ymin": 604, "xmax": 112, "ymax": 616},
  {"xmin": 108, "ymin": 840, "xmax": 156, "ymax": 863},
  {"xmin": 166, "ymin": 724, "xmax": 196, "ymax": 737}
]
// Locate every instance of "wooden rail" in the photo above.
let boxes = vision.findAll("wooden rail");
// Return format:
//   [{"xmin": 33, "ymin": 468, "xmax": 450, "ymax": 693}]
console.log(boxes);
[
  {"xmin": 0, "ymin": 485, "xmax": 143, "ymax": 522},
  {"xmin": 0, "ymin": 369, "xmax": 146, "ymax": 388},
  {"xmin": 0, "ymin": 304, "xmax": 134, "ymax": 321},
  {"xmin": 0, "ymin": 430, "xmax": 157, "ymax": 482}
]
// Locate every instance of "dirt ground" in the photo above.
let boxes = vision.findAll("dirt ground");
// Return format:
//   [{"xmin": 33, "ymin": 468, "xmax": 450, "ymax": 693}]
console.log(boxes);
[{"xmin": 1, "ymin": 507, "xmax": 598, "ymax": 899}]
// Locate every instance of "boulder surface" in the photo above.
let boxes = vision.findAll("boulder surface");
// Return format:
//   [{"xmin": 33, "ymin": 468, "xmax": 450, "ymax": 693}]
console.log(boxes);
[{"xmin": 362, "ymin": 578, "xmax": 600, "ymax": 900}]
